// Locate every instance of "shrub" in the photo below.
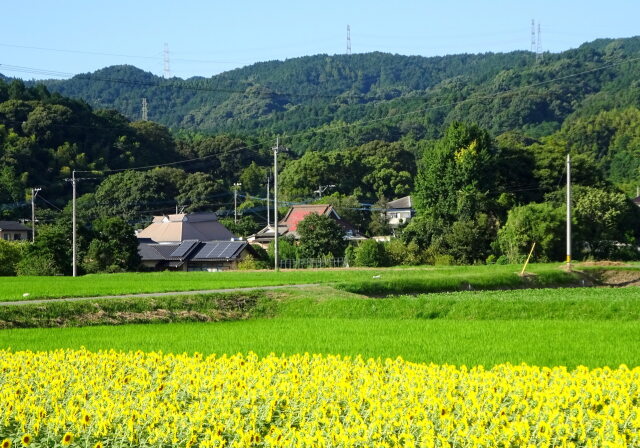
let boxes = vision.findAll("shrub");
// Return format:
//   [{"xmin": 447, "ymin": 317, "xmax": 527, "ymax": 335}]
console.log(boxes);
[
  {"xmin": 16, "ymin": 253, "xmax": 62, "ymax": 276},
  {"xmin": 354, "ymin": 240, "xmax": 388, "ymax": 267},
  {"xmin": 0, "ymin": 240, "xmax": 24, "ymax": 276}
]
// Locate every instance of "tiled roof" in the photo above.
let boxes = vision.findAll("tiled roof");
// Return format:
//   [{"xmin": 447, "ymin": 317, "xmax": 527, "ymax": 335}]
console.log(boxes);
[
  {"xmin": 249, "ymin": 204, "xmax": 364, "ymax": 242},
  {"xmin": 281, "ymin": 204, "xmax": 333, "ymax": 232},
  {"xmin": 0, "ymin": 221, "xmax": 30, "ymax": 231},
  {"xmin": 387, "ymin": 196, "xmax": 412, "ymax": 209},
  {"xmin": 137, "ymin": 213, "xmax": 235, "ymax": 243}
]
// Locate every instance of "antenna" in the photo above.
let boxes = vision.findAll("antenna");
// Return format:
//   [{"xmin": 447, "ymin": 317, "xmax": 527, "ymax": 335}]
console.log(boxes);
[
  {"xmin": 536, "ymin": 23, "xmax": 543, "ymax": 62},
  {"xmin": 530, "ymin": 19, "xmax": 536, "ymax": 53},
  {"xmin": 163, "ymin": 42, "xmax": 171, "ymax": 78},
  {"xmin": 347, "ymin": 25, "xmax": 351, "ymax": 55},
  {"xmin": 141, "ymin": 98, "xmax": 148, "ymax": 121}
]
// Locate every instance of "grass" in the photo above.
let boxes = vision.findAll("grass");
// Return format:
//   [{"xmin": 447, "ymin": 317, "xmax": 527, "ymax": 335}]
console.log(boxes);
[
  {"xmin": 2, "ymin": 318, "xmax": 640, "ymax": 369},
  {"xmin": 4, "ymin": 285, "xmax": 639, "ymax": 329},
  {"xmin": 0, "ymin": 291, "xmax": 263, "ymax": 329},
  {"xmin": 0, "ymin": 263, "xmax": 579, "ymax": 302},
  {"xmin": 2, "ymin": 286, "xmax": 640, "ymax": 368},
  {"xmin": 266, "ymin": 286, "xmax": 640, "ymax": 320}
]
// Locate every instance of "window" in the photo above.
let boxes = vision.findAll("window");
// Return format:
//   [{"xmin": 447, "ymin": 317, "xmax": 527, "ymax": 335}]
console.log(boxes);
[
  {"xmin": 14, "ymin": 233, "xmax": 22, "ymax": 240},
  {"xmin": 2, "ymin": 234, "xmax": 8, "ymax": 241}
]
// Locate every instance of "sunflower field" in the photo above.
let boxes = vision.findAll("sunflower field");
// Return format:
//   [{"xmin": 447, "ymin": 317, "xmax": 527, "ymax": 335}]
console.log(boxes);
[{"xmin": 1, "ymin": 348, "xmax": 640, "ymax": 447}]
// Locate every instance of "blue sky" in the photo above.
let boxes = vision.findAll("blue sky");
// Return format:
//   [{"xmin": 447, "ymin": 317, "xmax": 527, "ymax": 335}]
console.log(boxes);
[{"xmin": 1, "ymin": 0, "xmax": 638, "ymax": 80}]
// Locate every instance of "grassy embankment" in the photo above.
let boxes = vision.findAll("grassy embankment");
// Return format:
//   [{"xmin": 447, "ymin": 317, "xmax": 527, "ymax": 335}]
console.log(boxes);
[
  {"xmin": 0, "ymin": 263, "xmax": 577, "ymax": 302},
  {"xmin": 2, "ymin": 285, "xmax": 640, "ymax": 368}
]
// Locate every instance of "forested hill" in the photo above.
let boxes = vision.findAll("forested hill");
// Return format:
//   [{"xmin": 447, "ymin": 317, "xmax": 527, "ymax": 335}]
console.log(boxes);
[{"xmin": 11, "ymin": 36, "xmax": 640, "ymax": 149}]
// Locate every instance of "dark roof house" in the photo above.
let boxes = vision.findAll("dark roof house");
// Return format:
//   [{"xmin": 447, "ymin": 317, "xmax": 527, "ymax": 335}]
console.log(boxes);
[
  {"xmin": 136, "ymin": 213, "xmax": 250, "ymax": 271},
  {"xmin": 136, "ymin": 212, "xmax": 235, "ymax": 243},
  {"xmin": 0, "ymin": 221, "xmax": 31, "ymax": 241},
  {"xmin": 138, "ymin": 240, "xmax": 253, "ymax": 271}
]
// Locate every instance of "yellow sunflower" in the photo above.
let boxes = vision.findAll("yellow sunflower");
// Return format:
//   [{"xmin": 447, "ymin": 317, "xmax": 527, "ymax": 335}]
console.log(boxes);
[
  {"xmin": 93, "ymin": 442, "xmax": 103, "ymax": 448},
  {"xmin": 20, "ymin": 434, "xmax": 31, "ymax": 447},
  {"xmin": 61, "ymin": 433, "xmax": 73, "ymax": 446},
  {"xmin": 1, "ymin": 439, "xmax": 11, "ymax": 448}
]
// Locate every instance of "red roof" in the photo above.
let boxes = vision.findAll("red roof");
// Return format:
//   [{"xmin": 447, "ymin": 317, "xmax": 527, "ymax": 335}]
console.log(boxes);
[{"xmin": 281, "ymin": 205, "xmax": 333, "ymax": 232}]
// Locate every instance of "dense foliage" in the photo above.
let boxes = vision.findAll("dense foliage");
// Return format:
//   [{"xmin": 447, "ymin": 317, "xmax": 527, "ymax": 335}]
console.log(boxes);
[{"xmin": 9, "ymin": 37, "xmax": 639, "ymax": 152}]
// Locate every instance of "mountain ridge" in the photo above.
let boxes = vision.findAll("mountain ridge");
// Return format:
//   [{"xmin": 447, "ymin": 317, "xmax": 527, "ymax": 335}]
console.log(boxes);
[{"xmin": 3, "ymin": 36, "xmax": 640, "ymax": 149}]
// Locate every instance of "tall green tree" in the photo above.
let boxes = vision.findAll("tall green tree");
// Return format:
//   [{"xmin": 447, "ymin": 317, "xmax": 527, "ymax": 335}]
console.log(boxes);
[
  {"xmin": 297, "ymin": 213, "xmax": 346, "ymax": 258},
  {"xmin": 411, "ymin": 122, "xmax": 497, "ymax": 250},
  {"xmin": 83, "ymin": 217, "xmax": 140, "ymax": 273}
]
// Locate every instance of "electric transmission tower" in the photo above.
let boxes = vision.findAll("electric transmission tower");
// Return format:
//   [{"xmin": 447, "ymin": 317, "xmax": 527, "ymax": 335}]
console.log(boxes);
[
  {"xmin": 347, "ymin": 25, "xmax": 351, "ymax": 55},
  {"xmin": 141, "ymin": 98, "xmax": 148, "ymax": 121},
  {"xmin": 536, "ymin": 23, "xmax": 543, "ymax": 62},
  {"xmin": 530, "ymin": 19, "xmax": 536, "ymax": 52},
  {"xmin": 163, "ymin": 43, "xmax": 171, "ymax": 78}
]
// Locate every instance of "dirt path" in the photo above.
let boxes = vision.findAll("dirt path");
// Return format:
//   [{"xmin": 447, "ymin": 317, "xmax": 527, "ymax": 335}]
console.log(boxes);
[{"xmin": 0, "ymin": 284, "xmax": 323, "ymax": 307}]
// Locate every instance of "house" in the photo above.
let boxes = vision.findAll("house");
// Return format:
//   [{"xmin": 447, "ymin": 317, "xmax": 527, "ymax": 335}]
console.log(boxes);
[
  {"xmin": 248, "ymin": 204, "xmax": 366, "ymax": 248},
  {"xmin": 138, "ymin": 240, "xmax": 254, "ymax": 271},
  {"xmin": 137, "ymin": 212, "xmax": 253, "ymax": 271},
  {"xmin": 385, "ymin": 196, "xmax": 414, "ymax": 229},
  {"xmin": 0, "ymin": 221, "xmax": 31, "ymax": 241},
  {"xmin": 136, "ymin": 212, "xmax": 235, "ymax": 242}
]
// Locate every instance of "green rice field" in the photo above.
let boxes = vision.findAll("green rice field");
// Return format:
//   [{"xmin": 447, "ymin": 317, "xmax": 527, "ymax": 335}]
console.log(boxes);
[
  {"xmin": 0, "ymin": 263, "xmax": 577, "ymax": 301},
  {"xmin": 2, "ymin": 318, "xmax": 639, "ymax": 369},
  {"xmin": 2, "ymin": 285, "xmax": 640, "ymax": 368}
]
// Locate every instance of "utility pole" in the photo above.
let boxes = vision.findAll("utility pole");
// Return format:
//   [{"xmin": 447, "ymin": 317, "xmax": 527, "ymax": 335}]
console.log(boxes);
[
  {"xmin": 566, "ymin": 153, "xmax": 572, "ymax": 271},
  {"xmin": 233, "ymin": 182, "xmax": 242, "ymax": 224},
  {"xmin": 30, "ymin": 187, "xmax": 41, "ymax": 242},
  {"xmin": 272, "ymin": 137, "xmax": 287, "ymax": 271},
  {"xmin": 72, "ymin": 170, "xmax": 77, "ymax": 277},
  {"xmin": 65, "ymin": 170, "xmax": 99, "ymax": 277},
  {"xmin": 347, "ymin": 25, "xmax": 352, "ymax": 55},
  {"xmin": 266, "ymin": 170, "xmax": 271, "ymax": 228}
]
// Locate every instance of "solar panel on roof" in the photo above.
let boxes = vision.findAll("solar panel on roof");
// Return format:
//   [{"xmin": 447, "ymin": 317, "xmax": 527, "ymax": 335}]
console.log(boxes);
[
  {"xmin": 191, "ymin": 241, "xmax": 245, "ymax": 260},
  {"xmin": 203, "ymin": 242, "xmax": 220, "ymax": 259},
  {"xmin": 170, "ymin": 240, "xmax": 198, "ymax": 258},
  {"xmin": 220, "ymin": 242, "xmax": 239, "ymax": 258}
]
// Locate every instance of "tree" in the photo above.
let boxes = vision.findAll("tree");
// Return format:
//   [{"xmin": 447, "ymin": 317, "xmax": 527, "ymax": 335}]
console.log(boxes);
[
  {"xmin": 176, "ymin": 172, "xmax": 223, "ymax": 212},
  {"xmin": 129, "ymin": 121, "xmax": 178, "ymax": 166},
  {"xmin": 267, "ymin": 236, "xmax": 298, "ymax": 262},
  {"xmin": 441, "ymin": 213, "xmax": 497, "ymax": 264},
  {"xmin": 218, "ymin": 216, "xmax": 260, "ymax": 238},
  {"xmin": 17, "ymin": 221, "xmax": 84, "ymax": 276},
  {"xmin": 572, "ymin": 186, "xmax": 640, "ymax": 259},
  {"xmin": 297, "ymin": 213, "xmax": 346, "ymax": 258},
  {"xmin": 239, "ymin": 161, "xmax": 267, "ymax": 195},
  {"xmin": 0, "ymin": 240, "xmax": 24, "ymax": 276},
  {"xmin": 94, "ymin": 170, "xmax": 174, "ymax": 222},
  {"xmin": 411, "ymin": 123, "xmax": 497, "ymax": 256},
  {"xmin": 497, "ymin": 202, "xmax": 565, "ymax": 263},
  {"xmin": 83, "ymin": 217, "xmax": 140, "ymax": 273},
  {"xmin": 415, "ymin": 122, "xmax": 495, "ymax": 224},
  {"xmin": 354, "ymin": 239, "xmax": 388, "ymax": 267}
]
